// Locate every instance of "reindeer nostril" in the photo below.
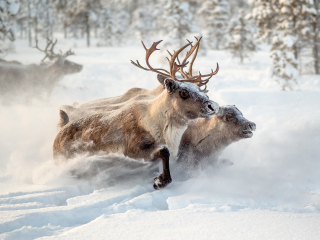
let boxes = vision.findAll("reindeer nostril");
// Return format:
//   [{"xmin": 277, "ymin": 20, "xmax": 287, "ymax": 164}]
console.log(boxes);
[
  {"xmin": 208, "ymin": 104, "xmax": 214, "ymax": 113},
  {"xmin": 248, "ymin": 122, "xmax": 256, "ymax": 131}
]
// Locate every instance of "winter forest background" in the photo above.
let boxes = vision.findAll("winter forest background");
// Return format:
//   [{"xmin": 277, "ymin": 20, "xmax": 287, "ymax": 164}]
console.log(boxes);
[
  {"xmin": 1, "ymin": 0, "xmax": 320, "ymax": 90},
  {"xmin": 1, "ymin": 1, "xmax": 320, "ymax": 239}
]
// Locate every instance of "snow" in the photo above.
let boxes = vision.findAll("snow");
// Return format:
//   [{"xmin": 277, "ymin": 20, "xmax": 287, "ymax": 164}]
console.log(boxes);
[
  {"xmin": 0, "ymin": 39, "xmax": 320, "ymax": 239},
  {"xmin": 7, "ymin": 1, "xmax": 20, "ymax": 15},
  {"xmin": 283, "ymin": 35, "xmax": 297, "ymax": 48}
]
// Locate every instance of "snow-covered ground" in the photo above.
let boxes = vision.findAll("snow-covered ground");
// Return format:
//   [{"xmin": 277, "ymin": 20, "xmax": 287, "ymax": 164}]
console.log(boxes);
[{"xmin": 0, "ymin": 38, "xmax": 320, "ymax": 239}]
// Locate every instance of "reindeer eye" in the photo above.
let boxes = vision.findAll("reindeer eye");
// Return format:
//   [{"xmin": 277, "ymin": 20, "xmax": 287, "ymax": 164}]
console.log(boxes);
[
  {"xmin": 226, "ymin": 113, "xmax": 234, "ymax": 121},
  {"xmin": 179, "ymin": 90, "xmax": 190, "ymax": 99}
]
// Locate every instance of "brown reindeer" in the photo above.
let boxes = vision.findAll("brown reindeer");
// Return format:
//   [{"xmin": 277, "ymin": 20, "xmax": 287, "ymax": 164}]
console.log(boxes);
[
  {"xmin": 60, "ymin": 37, "xmax": 219, "ymax": 123},
  {"xmin": 53, "ymin": 40, "xmax": 220, "ymax": 189},
  {"xmin": 0, "ymin": 39, "xmax": 82, "ymax": 103},
  {"xmin": 60, "ymin": 100, "xmax": 256, "ymax": 173},
  {"xmin": 57, "ymin": 38, "xmax": 256, "ymax": 173},
  {"xmin": 177, "ymin": 105, "xmax": 256, "ymax": 173}
]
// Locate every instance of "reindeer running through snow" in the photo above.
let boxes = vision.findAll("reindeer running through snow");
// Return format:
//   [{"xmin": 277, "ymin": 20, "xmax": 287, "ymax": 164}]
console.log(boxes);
[
  {"xmin": 176, "ymin": 105, "xmax": 256, "ymax": 174},
  {"xmin": 53, "ymin": 39, "xmax": 220, "ymax": 189},
  {"xmin": 0, "ymin": 39, "xmax": 82, "ymax": 103},
  {"xmin": 58, "ymin": 37, "xmax": 256, "ymax": 172}
]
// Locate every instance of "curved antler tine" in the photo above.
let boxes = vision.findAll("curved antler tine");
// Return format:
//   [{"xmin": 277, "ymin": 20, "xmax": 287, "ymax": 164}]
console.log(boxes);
[
  {"xmin": 131, "ymin": 60, "xmax": 170, "ymax": 74},
  {"xmin": 200, "ymin": 84, "xmax": 208, "ymax": 93},
  {"xmin": 142, "ymin": 40, "xmax": 162, "ymax": 56},
  {"xmin": 196, "ymin": 71, "xmax": 211, "ymax": 86},
  {"xmin": 172, "ymin": 61, "xmax": 189, "ymax": 79},
  {"xmin": 199, "ymin": 77, "xmax": 210, "ymax": 87},
  {"xmin": 49, "ymin": 39, "xmax": 58, "ymax": 54},
  {"xmin": 200, "ymin": 63, "xmax": 219, "ymax": 77},
  {"xmin": 62, "ymin": 49, "xmax": 75, "ymax": 58},
  {"xmin": 34, "ymin": 39, "xmax": 55, "ymax": 62},
  {"xmin": 188, "ymin": 37, "xmax": 202, "ymax": 77},
  {"xmin": 134, "ymin": 38, "xmax": 217, "ymax": 88},
  {"xmin": 212, "ymin": 62, "xmax": 219, "ymax": 75},
  {"xmin": 168, "ymin": 42, "xmax": 191, "ymax": 78},
  {"xmin": 178, "ymin": 37, "xmax": 201, "ymax": 79},
  {"xmin": 141, "ymin": 41, "xmax": 148, "ymax": 51},
  {"xmin": 44, "ymin": 40, "xmax": 52, "ymax": 52},
  {"xmin": 180, "ymin": 39, "xmax": 195, "ymax": 66},
  {"xmin": 179, "ymin": 68, "xmax": 188, "ymax": 79},
  {"xmin": 176, "ymin": 55, "xmax": 181, "ymax": 65},
  {"xmin": 176, "ymin": 54, "xmax": 190, "ymax": 79},
  {"xmin": 140, "ymin": 40, "xmax": 173, "ymax": 79},
  {"xmin": 131, "ymin": 59, "xmax": 152, "ymax": 71}
]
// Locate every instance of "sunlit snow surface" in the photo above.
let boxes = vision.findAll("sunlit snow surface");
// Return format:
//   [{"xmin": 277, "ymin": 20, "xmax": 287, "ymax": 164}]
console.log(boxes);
[{"xmin": 0, "ymin": 38, "xmax": 320, "ymax": 239}]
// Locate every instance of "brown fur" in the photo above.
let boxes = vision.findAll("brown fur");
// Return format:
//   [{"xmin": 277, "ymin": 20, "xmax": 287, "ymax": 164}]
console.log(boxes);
[
  {"xmin": 59, "ymin": 76, "xmax": 166, "ymax": 125},
  {"xmin": 177, "ymin": 105, "xmax": 256, "ymax": 169},
  {"xmin": 58, "ymin": 76, "xmax": 256, "ymax": 172},
  {"xmin": 53, "ymin": 79, "xmax": 219, "ymax": 189},
  {"xmin": 60, "ymin": 100, "xmax": 256, "ymax": 171},
  {"xmin": 80, "ymin": 85, "xmax": 164, "ymax": 108}
]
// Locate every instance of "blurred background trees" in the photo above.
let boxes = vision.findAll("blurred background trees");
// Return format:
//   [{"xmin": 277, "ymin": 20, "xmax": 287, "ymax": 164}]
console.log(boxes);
[
  {"xmin": 1, "ymin": 0, "xmax": 319, "ymax": 90},
  {"xmin": 0, "ymin": 0, "xmax": 20, "ymax": 54}
]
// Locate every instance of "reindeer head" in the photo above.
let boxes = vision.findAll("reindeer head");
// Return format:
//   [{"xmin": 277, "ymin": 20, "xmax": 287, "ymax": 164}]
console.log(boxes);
[
  {"xmin": 163, "ymin": 78, "xmax": 219, "ymax": 119},
  {"xmin": 35, "ymin": 39, "xmax": 83, "ymax": 75},
  {"xmin": 131, "ymin": 38, "xmax": 220, "ymax": 119},
  {"xmin": 216, "ymin": 105, "xmax": 256, "ymax": 139}
]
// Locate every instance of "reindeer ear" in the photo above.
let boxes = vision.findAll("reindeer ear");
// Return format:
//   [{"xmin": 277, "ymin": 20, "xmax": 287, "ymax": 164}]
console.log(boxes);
[
  {"xmin": 157, "ymin": 74, "xmax": 167, "ymax": 85},
  {"xmin": 164, "ymin": 78, "xmax": 177, "ymax": 93}
]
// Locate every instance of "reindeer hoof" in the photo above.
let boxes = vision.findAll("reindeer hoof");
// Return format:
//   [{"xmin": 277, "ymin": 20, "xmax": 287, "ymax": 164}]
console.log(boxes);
[{"xmin": 153, "ymin": 175, "xmax": 172, "ymax": 190}]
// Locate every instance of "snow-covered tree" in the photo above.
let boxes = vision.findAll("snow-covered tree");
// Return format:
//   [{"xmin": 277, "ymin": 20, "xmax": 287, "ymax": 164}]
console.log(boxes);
[
  {"xmin": 198, "ymin": 0, "xmax": 229, "ymax": 50},
  {"xmin": 96, "ymin": 1, "xmax": 130, "ymax": 46},
  {"xmin": 0, "ymin": 0, "xmax": 20, "ymax": 54},
  {"xmin": 271, "ymin": 34, "xmax": 299, "ymax": 90},
  {"xmin": 299, "ymin": 0, "xmax": 320, "ymax": 74},
  {"xmin": 251, "ymin": 0, "xmax": 318, "ymax": 89},
  {"xmin": 250, "ymin": 0, "xmax": 277, "ymax": 43},
  {"xmin": 40, "ymin": 0, "xmax": 57, "ymax": 41},
  {"xmin": 130, "ymin": 2, "xmax": 153, "ymax": 41},
  {"xmin": 112, "ymin": 8, "xmax": 130, "ymax": 46},
  {"xmin": 17, "ymin": 0, "xmax": 59, "ymax": 46},
  {"xmin": 160, "ymin": 0, "xmax": 193, "ymax": 49},
  {"xmin": 97, "ymin": 6, "xmax": 114, "ymax": 46},
  {"xmin": 63, "ymin": 0, "xmax": 101, "ymax": 46},
  {"xmin": 227, "ymin": 10, "xmax": 256, "ymax": 63},
  {"xmin": 229, "ymin": 0, "xmax": 249, "ymax": 19},
  {"xmin": 270, "ymin": 0, "xmax": 308, "ymax": 90}
]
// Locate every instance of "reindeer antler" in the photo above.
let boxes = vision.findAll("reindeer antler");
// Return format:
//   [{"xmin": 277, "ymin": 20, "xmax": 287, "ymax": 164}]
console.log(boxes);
[
  {"xmin": 34, "ymin": 39, "xmax": 74, "ymax": 63},
  {"xmin": 131, "ymin": 37, "xmax": 219, "ymax": 91}
]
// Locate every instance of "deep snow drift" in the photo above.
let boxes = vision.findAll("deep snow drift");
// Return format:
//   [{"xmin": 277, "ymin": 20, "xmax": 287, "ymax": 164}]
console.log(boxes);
[{"xmin": 0, "ymin": 39, "xmax": 320, "ymax": 239}]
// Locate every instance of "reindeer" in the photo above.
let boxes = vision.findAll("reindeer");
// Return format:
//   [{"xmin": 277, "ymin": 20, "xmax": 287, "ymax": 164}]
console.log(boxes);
[
  {"xmin": 57, "ymin": 38, "xmax": 256, "ymax": 173},
  {"xmin": 177, "ymin": 105, "xmax": 256, "ymax": 174},
  {"xmin": 53, "ymin": 40, "xmax": 220, "ymax": 189},
  {"xmin": 0, "ymin": 39, "xmax": 82, "ymax": 103},
  {"xmin": 59, "ymin": 101, "xmax": 256, "ymax": 173},
  {"xmin": 60, "ymin": 37, "xmax": 219, "ymax": 123}
]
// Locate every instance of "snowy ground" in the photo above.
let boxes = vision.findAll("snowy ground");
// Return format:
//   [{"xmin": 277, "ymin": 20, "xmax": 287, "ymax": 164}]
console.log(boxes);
[{"xmin": 0, "ymin": 38, "xmax": 320, "ymax": 239}]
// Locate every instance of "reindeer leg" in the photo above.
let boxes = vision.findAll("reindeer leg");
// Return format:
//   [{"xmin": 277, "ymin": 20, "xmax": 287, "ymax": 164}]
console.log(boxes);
[{"xmin": 153, "ymin": 146, "xmax": 172, "ymax": 190}]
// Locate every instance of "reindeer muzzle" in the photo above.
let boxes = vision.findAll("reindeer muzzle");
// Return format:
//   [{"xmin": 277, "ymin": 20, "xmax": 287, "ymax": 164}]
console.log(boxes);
[
  {"xmin": 240, "ymin": 121, "xmax": 256, "ymax": 138},
  {"xmin": 202, "ymin": 101, "xmax": 219, "ymax": 118}
]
